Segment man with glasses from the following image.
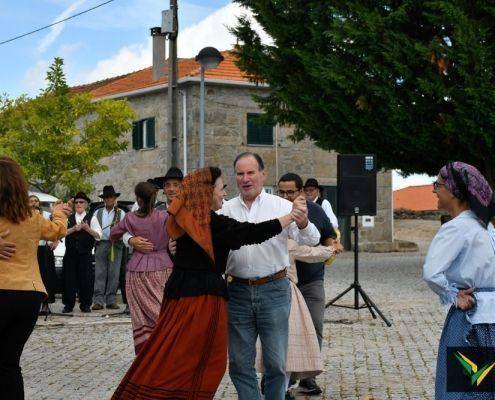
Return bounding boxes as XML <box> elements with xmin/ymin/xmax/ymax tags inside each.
<box><xmin>62</xmin><ymin>192</ymin><xmax>98</xmax><ymax>313</ymax></box>
<box><xmin>278</xmin><ymin>173</ymin><xmax>342</xmax><ymax>395</ymax></box>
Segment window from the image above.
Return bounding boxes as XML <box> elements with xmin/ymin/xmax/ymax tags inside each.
<box><xmin>132</xmin><ymin>117</ymin><xmax>156</xmax><ymax>150</ymax></box>
<box><xmin>247</xmin><ymin>113</ymin><xmax>274</xmax><ymax>146</ymax></box>
<box><xmin>263</xmin><ymin>186</ymin><xmax>275</xmax><ymax>195</ymax></box>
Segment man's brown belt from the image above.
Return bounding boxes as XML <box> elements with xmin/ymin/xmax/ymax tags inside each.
<box><xmin>226</xmin><ymin>269</ymin><xmax>287</xmax><ymax>286</ymax></box>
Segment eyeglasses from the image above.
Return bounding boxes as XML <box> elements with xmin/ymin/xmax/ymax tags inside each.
<box><xmin>433</xmin><ymin>181</ymin><xmax>445</xmax><ymax>191</ymax></box>
<box><xmin>74</xmin><ymin>200</ymin><xmax>87</xmax><ymax>204</ymax></box>
<box><xmin>277</xmin><ymin>190</ymin><xmax>298</xmax><ymax>197</ymax></box>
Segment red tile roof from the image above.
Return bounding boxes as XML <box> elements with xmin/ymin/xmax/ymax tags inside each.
<box><xmin>72</xmin><ymin>51</ymin><xmax>252</xmax><ymax>99</ymax></box>
<box><xmin>393</xmin><ymin>184</ymin><xmax>438</xmax><ymax>211</ymax></box>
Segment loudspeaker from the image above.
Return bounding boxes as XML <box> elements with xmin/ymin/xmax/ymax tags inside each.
<box><xmin>337</xmin><ymin>154</ymin><xmax>377</xmax><ymax>216</ymax></box>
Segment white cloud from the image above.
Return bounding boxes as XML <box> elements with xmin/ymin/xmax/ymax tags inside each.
<box><xmin>79</xmin><ymin>2</ymin><xmax>270</xmax><ymax>84</ymax></box>
<box><xmin>22</xmin><ymin>59</ymin><xmax>51</xmax><ymax>94</ymax></box>
<box><xmin>37</xmin><ymin>0</ymin><xmax>87</xmax><ymax>54</ymax></box>
<box><xmin>83</xmin><ymin>40</ymin><xmax>152</xmax><ymax>83</ymax></box>
<box><xmin>393</xmin><ymin>171</ymin><xmax>433</xmax><ymax>190</ymax></box>
<box><xmin>177</xmin><ymin>2</ymin><xmax>271</xmax><ymax>58</ymax></box>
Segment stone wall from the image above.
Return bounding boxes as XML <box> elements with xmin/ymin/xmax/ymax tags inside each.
<box><xmin>90</xmin><ymin>82</ymin><xmax>392</xmax><ymax>246</ymax></box>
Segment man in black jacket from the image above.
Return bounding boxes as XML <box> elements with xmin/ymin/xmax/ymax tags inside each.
<box><xmin>62</xmin><ymin>192</ymin><xmax>97</xmax><ymax>313</ymax></box>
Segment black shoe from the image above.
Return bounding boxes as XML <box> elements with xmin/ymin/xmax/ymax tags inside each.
<box><xmin>62</xmin><ymin>306</ymin><xmax>73</xmax><ymax>313</ymax></box>
<box><xmin>299</xmin><ymin>377</ymin><xmax>322</xmax><ymax>395</ymax></box>
<box><xmin>80</xmin><ymin>306</ymin><xmax>91</xmax><ymax>313</ymax></box>
<box><xmin>285</xmin><ymin>391</ymin><xmax>295</xmax><ymax>400</ymax></box>
<box><xmin>39</xmin><ymin>304</ymin><xmax>51</xmax><ymax>316</ymax></box>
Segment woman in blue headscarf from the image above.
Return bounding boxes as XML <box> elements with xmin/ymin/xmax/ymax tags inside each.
<box><xmin>424</xmin><ymin>162</ymin><xmax>495</xmax><ymax>399</ymax></box>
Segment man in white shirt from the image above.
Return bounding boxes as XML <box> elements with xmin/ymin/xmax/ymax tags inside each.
<box><xmin>90</xmin><ymin>185</ymin><xmax>125</xmax><ymax>310</ymax></box>
<box><xmin>303</xmin><ymin>178</ymin><xmax>340</xmax><ymax>236</ymax></box>
<box><xmin>220</xmin><ymin>152</ymin><xmax>320</xmax><ymax>400</ymax></box>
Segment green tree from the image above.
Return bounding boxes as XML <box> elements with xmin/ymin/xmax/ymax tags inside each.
<box><xmin>232</xmin><ymin>1</ymin><xmax>495</xmax><ymax>182</ymax></box>
<box><xmin>0</xmin><ymin>57</ymin><xmax>135</xmax><ymax>196</ymax></box>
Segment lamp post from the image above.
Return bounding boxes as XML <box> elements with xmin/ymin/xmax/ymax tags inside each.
<box><xmin>195</xmin><ymin>47</ymin><xmax>224</xmax><ymax>167</ymax></box>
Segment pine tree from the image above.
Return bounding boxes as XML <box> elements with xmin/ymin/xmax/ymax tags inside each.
<box><xmin>232</xmin><ymin>1</ymin><xmax>495</xmax><ymax>182</ymax></box>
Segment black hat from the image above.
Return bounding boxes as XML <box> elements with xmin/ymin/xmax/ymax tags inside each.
<box><xmin>153</xmin><ymin>167</ymin><xmax>184</xmax><ymax>188</ymax></box>
<box><xmin>303</xmin><ymin>178</ymin><xmax>323</xmax><ymax>190</ymax></box>
<box><xmin>73</xmin><ymin>192</ymin><xmax>91</xmax><ymax>203</ymax></box>
<box><xmin>147</xmin><ymin>178</ymin><xmax>161</xmax><ymax>190</ymax></box>
<box><xmin>99</xmin><ymin>185</ymin><xmax>120</xmax><ymax>199</ymax></box>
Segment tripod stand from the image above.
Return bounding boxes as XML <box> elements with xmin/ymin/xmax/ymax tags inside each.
<box><xmin>325</xmin><ymin>213</ymin><xmax>391</xmax><ymax>327</ymax></box>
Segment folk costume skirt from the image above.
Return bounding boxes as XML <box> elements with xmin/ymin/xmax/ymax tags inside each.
<box><xmin>112</xmin><ymin>294</ymin><xmax>227</xmax><ymax>400</ymax></box>
<box><xmin>436</xmin><ymin>306</ymin><xmax>495</xmax><ymax>399</ymax></box>
<box><xmin>255</xmin><ymin>281</ymin><xmax>322</xmax><ymax>379</ymax></box>
<box><xmin>126</xmin><ymin>269</ymin><xmax>172</xmax><ymax>354</ymax></box>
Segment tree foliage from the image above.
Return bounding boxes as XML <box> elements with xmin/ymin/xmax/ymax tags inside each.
<box><xmin>0</xmin><ymin>57</ymin><xmax>135</xmax><ymax>196</ymax></box>
<box><xmin>232</xmin><ymin>1</ymin><xmax>495</xmax><ymax>182</ymax></box>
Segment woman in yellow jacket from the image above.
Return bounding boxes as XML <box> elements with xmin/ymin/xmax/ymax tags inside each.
<box><xmin>0</xmin><ymin>156</ymin><xmax>71</xmax><ymax>400</ymax></box>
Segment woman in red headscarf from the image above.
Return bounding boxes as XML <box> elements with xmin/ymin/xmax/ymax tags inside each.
<box><xmin>113</xmin><ymin>167</ymin><xmax>300</xmax><ymax>399</ymax></box>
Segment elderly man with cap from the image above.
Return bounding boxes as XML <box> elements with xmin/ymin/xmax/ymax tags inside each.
<box><xmin>62</xmin><ymin>192</ymin><xmax>97</xmax><ymax>313</ymax></box>
<box><xmin>90</xmin><ymin>185</ymin><xmax>126</xmax><ymax>310</ymax></box>
<box><xmin>303</xmin><ymin>178</ymin><xmax>339</xmax><ymax>237</ymax></box>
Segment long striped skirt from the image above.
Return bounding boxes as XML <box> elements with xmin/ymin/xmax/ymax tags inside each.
<box><xmin>436</xmin><ymin>306</ymin><xmax>495</xmax><ymax>399</ymax></box>
<box><xmin>126</xmin><ymin>269</ymin><xmax>172</xmax><ymax>354</ymax></box>
<box><xmin>113</xmin><ymin>294</ymin><xmax>228</xmax><ymax>400</ymax></box>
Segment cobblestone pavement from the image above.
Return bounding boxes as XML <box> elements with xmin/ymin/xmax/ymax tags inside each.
<box><xmin>24</xmin><ymin>251</ymin><xmax>444</xmax><ymax>400</ymax></box>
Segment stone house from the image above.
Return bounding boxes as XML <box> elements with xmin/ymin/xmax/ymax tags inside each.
<box><xmin>73</xmin><ymin>51</ymin><xmax>393</xmax><ymax>250</ymax></box>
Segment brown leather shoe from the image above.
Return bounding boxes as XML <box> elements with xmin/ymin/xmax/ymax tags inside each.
<box><xmin>92</xmin><ymin>304</ymin><xmax>104</xmax><ymax>310</ymax></box>
<box><xmin>106</xmin><ymin>303</ymin><xmax>120</xmax><ymax>310</ymax></box>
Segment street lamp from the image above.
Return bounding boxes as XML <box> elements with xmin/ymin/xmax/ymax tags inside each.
<box><xmin>195</xmin><ymin>47</ymin><xmax>224</xmax><ymax>167</ymax></box>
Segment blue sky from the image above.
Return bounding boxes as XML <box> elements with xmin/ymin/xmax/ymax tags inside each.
<box><xmin>0</xmin><ymin>0</ymin><xmax>431</xmax><ymax>189</ymax></box>
<box><xmin>0</xmin><ymin>0</ymin><xmax>234</xmax><ymax>96</ymax></box>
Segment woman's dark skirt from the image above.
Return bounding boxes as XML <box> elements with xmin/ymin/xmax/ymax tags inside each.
<box><xmin>436</xmin><ymin>306</ymin><xmax>495</xmax><ymax>399</ymax></box>
<box><xmin>37</xmin><ymin>245</ymin><xmax>56</xmax><ymax>303</ymax></box>
<box><xmin>112</xmin><ymin>294</ymin><xmax>227</xmax><ymax>400</ymax></box>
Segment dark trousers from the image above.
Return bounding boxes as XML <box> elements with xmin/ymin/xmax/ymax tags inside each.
<box><xmin>119</xmin><ymin>259</ymin><xmax>128</xmax><ymax>305</ymax></box>
<box><xmin>37</xmin><ymin>245</ymin><xmax>56</xmax><ymax>303</ymax></box>
<box><xmin>0</xmin><ymin>290</ymin><xmax>43</xmax><ymax>400</ymax></box>
<box><xmin>62</xmin><ymin>252</ymin><xmax>93</xmax><ymax>310</ymax></box>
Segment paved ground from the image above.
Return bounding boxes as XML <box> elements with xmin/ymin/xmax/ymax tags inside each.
<box><xmin>23</xmin><ymin>251</ymin><xmax>444</xmax><ymax>400</ymax></box>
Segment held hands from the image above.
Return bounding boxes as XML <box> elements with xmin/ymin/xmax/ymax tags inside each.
<box><xmin>49</xmin><ymin>240</ymin><xmax>59</xmax><ymax>251</ymax></box>
<box><xmin>169</xmin><ymin>239</ymin><xmax>177</xmax><ymax>256</ymax></box>
<box><xmin>332</xmin><ymin>240</ymin><xmax>344</xmax><ymax>254</ymax></box>
<box><xmin>129</xmin><ymin>236</ymin><xmax>154</xmax><ymax>253</ymax></box>
<box><xmin>456</xmin><ymin>288</ymin><xmax>475</xmax><ymax>310</ymax></box>
<box><xmin>0</xmin><ymin>230</ymin><xmax>16</xmax><ymax>260</ymax></box>
<box><xmin>291</xmin><ymin>195</ymin><xmax>308</xmax><ymax>228</ymax></box>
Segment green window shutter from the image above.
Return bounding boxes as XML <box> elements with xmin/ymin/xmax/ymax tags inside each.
<box><xmin>247</xmin><ymin>113</ymin><xmax>273</xmax><ymax>145</ymax></box>
<box><xmin>132</xmin><ymin>122</ymin><xmax>141</xmax><ymax>149</ymax></box>
<box><xmin>146</xmin><ymin>118</ymin><xmax>155</xmax><ymax>148</ymax></box>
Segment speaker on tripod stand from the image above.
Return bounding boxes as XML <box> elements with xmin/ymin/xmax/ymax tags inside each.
<box><xmin>325</xmin><ymin>154</ymin><xmax>391</xmax><ymax>327</ymax></box>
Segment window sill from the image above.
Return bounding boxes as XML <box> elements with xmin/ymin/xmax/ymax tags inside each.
<box><xmin>134</xmin><ymin>146</ymin><xmax>157</xmax><ymax>152</ymax></box>
<box><xmin>246</xmin><ymin>143</ymin><xmax>274</xmax><ymax>147</ymax></box>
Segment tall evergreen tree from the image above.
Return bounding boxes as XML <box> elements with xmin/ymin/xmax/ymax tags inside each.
<box><xmin>232</xmin><ymin>1</ymin><xmax>495</xmax><ymax>182</ymax></box>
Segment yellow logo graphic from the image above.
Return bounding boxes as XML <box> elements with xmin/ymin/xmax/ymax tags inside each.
<box><xmin>454</xmin><ymin>351</ymin><xmax>495</xmax><ymax>387</ymax></box>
